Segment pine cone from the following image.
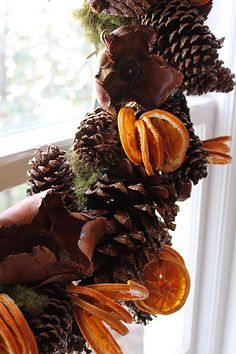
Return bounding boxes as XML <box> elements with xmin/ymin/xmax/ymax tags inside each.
<box><xmin>73</xmin><ymin>107</ymin><xmax>123</xmax><ymax>170</ymax></box>
<box><xmin>82</xmin><ymin>159</ymin><xmax>177</xmax><ymax>284</ymax></box>
<box><xmin>160</xmin><ymin>90</ymin><xmax>208</xmax><ymax>185</ymax></box>
<box><xmin>87</xmin><ymin>0</ymin><xmax>150</xmax><ymax>17</ymax></box>
<box><xmin>125</xmin><ymin>301</ymin><xmax>153</xmax><ymax>325</ymax></box>
<box><xmin>27</xmin><ymin>145</ymin><xmax>78</xmax><ymax>211</ymax></box>
<box><xmin>26</xmin><ymin>284</ymin><xmax>91</xmax><ymax>354</ymax></box>
<box><xmin>211</xmin><ymin>60</ymin><xmax>236</xmax><ymax>93</ymax></box>
<box><xmin>141</xmin><ymin>0</ymin><xmax>221</xmax><ymax>94</ymax></box>
<box><xmin>193</xmin><ymin>0</ymin><xmax>213</xmax><ymax>19</ymax></box>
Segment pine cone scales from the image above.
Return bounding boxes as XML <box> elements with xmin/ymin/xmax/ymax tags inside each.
<box><xmin>160</xmin><ymin>90</ymin><xmax>208</xmax><ymax>185</ymax></box>
<box><xmin>211</xmin><ymin>60</ymin><xmax>235</xmax><ymax>93</ymax></box>
<box><xmin>26</xmin><ymin>285</ymin><xmax>90</xmax><ymax>354</ymax></box>
<box><xmin>27</xmin><ymin>145</ymin><xmax>77</xmax><ymax>211</ymax></box>
<box><xmin>84</xmin><ymin>159</ymin><xmax>176</xmax><ymax>284</ymax></box>
<box><xmin>141</xmin><ymin>0</ymin><xmax>221</xmax><ymax>94</ymax></box>
<box><xmin>87</xmin><ymin>0</ymin><xmax>150</xmax><ymax>17</ymax></box>
<box><xmin>73</xmin><ymin>108</ymin><xmax>123</xmax><ymax>169</ymax></box>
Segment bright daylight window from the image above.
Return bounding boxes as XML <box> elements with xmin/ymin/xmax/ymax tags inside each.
<box><xmin>0</xmin><ymin>0</ymin><xmax>95</xmax><ymax>137</ymax></box>
<box><xmin>0</xmin><ymin>0</ymin><xmax>95</xmax><ymax>209</ymax></box>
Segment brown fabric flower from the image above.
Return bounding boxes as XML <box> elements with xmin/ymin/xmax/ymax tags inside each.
<box><xmin>0</xmin><ymin>191</ymin><xmax>106</xmax><ymax>286</ymax></box>
<box><xmin>95</xmin><ymin>25</ymin><xmax>183</xmax><ymax>114</ymax></box>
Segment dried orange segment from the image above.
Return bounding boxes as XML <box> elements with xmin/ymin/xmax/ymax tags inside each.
<box><xmin>118</xmin><ymin>107</ymin><xmax>142</xmax><ymax>164</ymax></box>
<box><xmin>134</xmin><ymin>299</ymin><xmax>159</xmax><ymax>314</ymax></box>
<box><xmin>87</xmin><ymin>280</ymin><xmax>149</xmax><ymax>301</ymax></box>
<box><xmin>141</xmin><ymin>109</ymin><xmax>189</xmax><ymax>173</ymax></box>
<box><xmin>203</xmin><ymin>136</ymin><xmax>232</xmax><ymax>165</ymax></box>
<box><xmin>142</xmin><ymin>258</ymin><xmax>190</xmax><ymax>315</ymax></box>
<box><xmin>0</xmin><ymin>302</ymin><xmax>25</xmax><ymax>354</ymax></box>
<box><xmin>0</xmin><ymin>294</ymin><xmax>38</xmax><ymax>354</ymax></box>
<box><xmin>70</xmin><ymin>295</ymin><xmax>129</xmax><ymax>336</ymax></box>
<box><xmin>159</xmin><ymin>245</ymin><xmax>185</xmax><ymax>267</ymax></box>
<box><xmin>67</xmin><ymin>284</ymin><xmax>132</xmax><ymax>324</ymax></box>
<box><xmin>0</xmin><ymin>316</ymin><xmax>20</xmax><ymax>354</ymax></box>
<box><xmin>75</xmin><ymin>308</ymin><xmax>123</xmax><ymax>354</ymax></box>
<box><xmin>141</xmin><ymin>116</ymin><xmax>164</xmax><ymax>171</ymax></box>
<box><xmin>135</xmin><ymin>119</ymin><xmax>154</xmax><ymax>176</ymax></box>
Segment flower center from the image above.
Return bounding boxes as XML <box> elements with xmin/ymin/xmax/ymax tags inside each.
<box><xmin>118</xmin><ymin>60</ymin><xmax>142</xmax><ymax>83</ymax></box>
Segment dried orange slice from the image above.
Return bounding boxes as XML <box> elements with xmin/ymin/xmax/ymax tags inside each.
<box><xmin>86</xmin><ymin>280</ymin><xmax>149</xmax><ymax>301</ymax></box>
<box><xmin>141</xmin><ymin>116</ymin><xmax>164</xmax><ymax>171</ymax></box>
<box><xmin>75</xmin><ymin>308</ymin><xmax>123</xmax><ymax>354</ymax></box>
<box><xmin>135</xmin><ymin>119</ymin><xmax>154</xmax><ymax>176</ymax></box>
<box><xmin>203</xmin><ymin>136</ymin><xmax>232</xmax><ymax>164</ymax></box>
<box><xmin>118</xmin><ymin>107</ymin><xmax>142</xmax><ymax>164</ymax></box>
<box><xmin>140</xmin><ymin>258</ymin><xmax>190</xmax><ymax>315</ymax></box>
<box><xmin>159</xmin><ymin>245</ymin><xmax>185</xmax><ymax>267</ymax></box>
<box><xmin>0</xmin><ymin>315</ymin><xmax>20</xmax><ymax>354</ymax></box>
<box><xmin>140</xmin><ymin>109</ymin><xmax>189</xmax><ymax>173</ymax></box>
<box><xmin>0</xmin><ymin>294</ymin><xmax>38</xmax><ymax>354</ymax></box>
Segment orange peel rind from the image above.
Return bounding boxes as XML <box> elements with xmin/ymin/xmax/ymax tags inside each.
<box><xmin>203</xmin><ymin>136</ymin><xmax>232</xmax><ymax>164</ymax></box>
<box><xmin>66</xmin><ymin>281</ymin><xmax>149</xmax><ymax>354</ymax></box>
<box><xmin>118</xmin><ymin>107</ymin><xmax>190</xmax><ymax>176</ymax></box>
<box><xmin>0</xmin><ymin>294</ymin><xmax>38</xmax><ymax>354</ymax></box>
<box><xmin>134</xmin><ymin>247</ymin><xmax>190</xmax><ymax>315</ymax></box>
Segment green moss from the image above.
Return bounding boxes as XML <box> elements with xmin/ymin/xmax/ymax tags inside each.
<box><xmin>73</xmin><ymin>1</ymin><xmax>136</xmax><ymax>48</ymax></box>
<box><xmin>68</xmin><ymin>151</ymin><xmax>100</xmax><ymax>207</ymax></box>
<box><xmin>2</xmin><ymin>285</ymin><xmax>49</xmax><ymax>316</ymax></box>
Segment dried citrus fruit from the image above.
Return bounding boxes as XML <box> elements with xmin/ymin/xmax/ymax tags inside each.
<box><xmin>135</xmin><ymin>119</ymin><xmax>154</xmax><ymax>176</ymax></box>
<box><xmin>141</xmin><ymin>257</ymin><xmax>190</xmax><ymax>315</ymax></box>
<box><xmin>203</xmin><ymin>136</ymin><xmax>232</xmax><ymax>164</ymax></box>
<box><xmin>118</xmin><ymin>107</ymin><xmax>142</xmax><ymax>165</ymax></box>
<box><xmin>140</xmin><ymin>109</ymin><xmax>189</xmax><ymax>173</ymax></box>
<box><xmin>75</xmin><ymin>308</ymin><xmax>123</xmax><ymax>354</ymax></box>
<box><xmin>159</xmin><ymin>245</ymin><xmax>185</xmax><ymax>266</ymax></box>
<box><xmin>141</xmin><ymin>116</ymin><xmax>164</xmax><ymax>172</ymax></box>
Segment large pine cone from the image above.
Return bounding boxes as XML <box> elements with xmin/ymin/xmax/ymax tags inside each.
<box><xmin>87</xmin><ymin>0</ymin><xmax>150</xmax><ymax>17</ymax></box>
<box><xmin>83</xmin><ymin>159</ymin><xmax>177</xmax><ymax>284</ymax></box>
<box><xmin>27</xmin><ymin>145</ymin><xmax>78</xmax><ymax>211</ymax></box>
<box><xmin>160</xmin><ymin>90</ymin><xmax>208</xmax><ymax>185</ymax></box>
<box><xmin>141</xmin><ymin>0</ymin><xmax>222</xmax><ymax>94</ymax></box>
<box><xmin>26</xmin><ymin>284</ymin><xmax>91</xmax><ymax>354</ymax></box>
<box><xmin>73</xmin><ymin>108</ymin><xmax>123</xmax><ymax>170</ymax></box>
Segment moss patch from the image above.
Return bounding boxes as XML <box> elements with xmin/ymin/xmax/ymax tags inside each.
<box><xmin>73</xmin><ymin>1</ymin><xmax>136</xmax><ymax>48</ymax></box>
<box><xmin>69</xmin><ymin>151</ymin><xmax>100</xmax><ymax>207</ymax></box>
<box><xmin>1</xmin><ymin>284</ymin><xmax>49</xmax><ymax>316</ymax></box>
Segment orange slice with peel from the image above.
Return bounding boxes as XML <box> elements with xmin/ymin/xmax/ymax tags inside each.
<box><xmin>86</xmin><ymin>280</ymin><xmax>149</xmax><ymax>301</ymax></box>
<box><xmin>135</xmin><ymin>119</ymin><xmax>154</xmax><ymax>176</ymax></box>
<box><xmin>140</xmin><ymin>109</ymin><xmax>189</xmax><ymax>173</ymax></box>
<box><xmin>70</xmin><ymin>295</ymin><xmax>129</xmax><ymax>335</ymax></box>
<box><xmin>0</xmin><ymin>302</ymin><xmax>24</xmax><ymax>354</ymax></box>
<box><xmin>159</xmin><ymin>245</ymin><xmax>185</xmax><ymax>267</ymax></box>
<box><xmin>203</xmin><ymin>136</ymin><xmax>232</xmax><ymax>164</ymax></box>
<box><xmin>75</xmin><ymin>308</ymin><xmax>123</xmax><ymax>354</ymax></box>
<box><xmin>67</xmin><ymin>284</ymin><xmax>133</xmax><ymax>323</ymax></box>
<box><xmin>118</xmin><ymin>107</ymin><xmax>142</xmax><ymax>164</ymax></box>
<box><xmin>140</xmin><ymin>258</ymin><xmax>190</xmax><ymax>315</ymax></box>
<box><xmin>0</xmin><ymin>294</ymin><xmax>38</xmax><ymax>354</ymax></box>
<box><xmin>0</xmin><ymin>315</ymin><xmax>20</xmax><ymax>354</ymax></box>
<box><xmin>141</xmin><ymin>116</ymin><xmax>164</xmax><ymax>171</ymax></box>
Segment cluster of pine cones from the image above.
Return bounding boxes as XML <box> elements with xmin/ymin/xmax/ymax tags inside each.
<box><xmin>24</xmin><ymin>1</ymin><xmax>235</xmax><ymax>353</ymax></box>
